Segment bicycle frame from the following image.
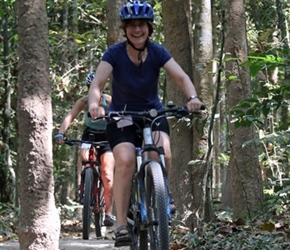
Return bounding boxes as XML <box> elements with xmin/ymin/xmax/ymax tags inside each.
<box><xmin>101</xmin><ymin>103</ymin><xmax>204</xmax><ymax>249</ymax></box>
<box><xmin>102</xmin><ymin>104</ymin><xmax>203</xmax><ymax>249</ymax></box>
<box><xmin>130</xmin><ymin>119</ymin><xmax>172</xmax><ymax>250</ymax></box>
<box><xmin>134</xmin><ymin>126</ymin><xmax>171</xmax><ymax>219</ymax></box>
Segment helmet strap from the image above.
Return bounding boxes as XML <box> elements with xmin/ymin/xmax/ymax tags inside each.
<box><xmin>127</xmin><ymin>38</ymin><xmax>148</xmax><ymax>66</ymax></box>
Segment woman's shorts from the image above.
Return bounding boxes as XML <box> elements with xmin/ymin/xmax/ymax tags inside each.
<box><xmin>81</xmin><ymin>127</ymin><xmax>111</xmax><ymax>156</ymax></box>
<box><xmin>106</xmin><ymin>116</ymin><xmax>170</xmax><ymax>150</ymax></box>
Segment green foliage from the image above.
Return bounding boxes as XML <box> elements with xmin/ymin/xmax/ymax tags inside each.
<box><xmin>171</xmin><ymin>218</ymin><xmax>290</xmax><ymax>249</ymax></box>
<box><xmin>228</xmin><ymin>47</ymin><xmax>290</xmax><ymax>192</ymax></box>
<box><xmin>262</xmin><ymin>178</ymin><xmax>290</xmax><ymax>218</ymax></box>
<box><xmin>57</xmin><ymin>198</ymin><xmax>82</xmax><ymax>221</ymax></box>
<box><xmin>171</xmin><ymin>195</ymin><xmax>290</xmax><ymax>250</ymax></box>
<box><xmin>0</xmin><ymin>202</ymin><xmax>19</xmax><ymax>236</ymax></box>
<box><xmin>229</xmin><ymin>52</ymin><xmax>288</xmax><ymax>129</ymax></box>
<box><xmin>243</xmin><ymin>55</ymin><xmax>285</xmax><ymax>78</ymax></box>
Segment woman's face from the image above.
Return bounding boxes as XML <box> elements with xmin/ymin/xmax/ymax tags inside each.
<box><xmin>125</xmin><ymin>19</ymin><xmax>149</xmax><ymax>48</ymax></box>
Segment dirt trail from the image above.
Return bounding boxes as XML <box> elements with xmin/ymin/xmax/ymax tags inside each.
<box><xmin>0</xmin><ymin>228</ymin><xmax>130</xmax><ymax>250</ymax></box>
<box><xmin>0</xmin><ymin>238</ymin><xmax>130</xmax><ymax>250</ymax></box>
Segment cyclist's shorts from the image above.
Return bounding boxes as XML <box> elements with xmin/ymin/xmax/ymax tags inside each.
<box><xmin>81</xmin><ymin>127</ymin><xmax>111</xmax><ymax>156</ymax></box>
<box><xmin>106</xmin><ymin>116</ymin><xmax>170</xmax><ymax>150</ymax></box>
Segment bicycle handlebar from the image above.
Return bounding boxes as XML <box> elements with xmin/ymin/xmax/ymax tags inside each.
<box><xmin>94</xmin><ymin>103</ymin><xmax>206</xmax><ymax>121</ymax></box>
<box><xmin>64</xmin><ymin>139</ymin><xmax>109</xmax><ymax>147</ymax></box>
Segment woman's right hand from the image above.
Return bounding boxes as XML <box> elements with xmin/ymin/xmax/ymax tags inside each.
<box><xmin>89</xmin><ymin>103</ymin><xmax>105</xmax><ymax>119</ymax></box>
<box><xmin>54</xmin><ymin>133</ymin><xmax>65</xmax><ymax>144</ymax></box>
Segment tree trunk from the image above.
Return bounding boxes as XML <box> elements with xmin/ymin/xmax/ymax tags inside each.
<box><xmin>276</xmin><ymin>0</ymin><xmax>290</xmax><ymax>130</ymax></box>
<box><xmin>17</xmin><ymin>0</ymin><xmax>60</xmax><ymax>249</ymax></box>
<box><xmin>224</xmin><ymin>0</ymin><xmax>263</xmax><ymax>219</ymax></box>
<box><xmin>107</xmin><ymin>0</ymin><xmax>124</xmax><ymax>46</ymax></box>
<box><xmin>219</xmin><ymin>156</ymin><xmax>233</xmax><ymax>209</ymax></box>
<box><xmin>192</xmin><ymin>0</ymin><xmax>214</xmax><ymax>223</ymax></box>
<box><xmin>162</xmin><ymin>0</ymin><xmax>196</xmax><ymax>227</ymax></box>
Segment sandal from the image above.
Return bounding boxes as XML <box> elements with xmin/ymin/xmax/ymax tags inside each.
<box><xmin>114</xmin><ymin>225</ymin><xmax>132</xmax><ymax>247</ymax></box>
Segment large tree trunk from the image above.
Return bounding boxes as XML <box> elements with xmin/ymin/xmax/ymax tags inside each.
<box><xmin>17</xmin><ymin>0</ymin><xmax>60</xmax><ymax>249</ymax></box>
<box><xmin>162</xmin><ymin>0</ymin><xmax>195</xmax><ymax>227</ymax></box>
<box><xmin>224</xmin><ymin>0</ymin><xmax>263</xmax><ymax>219</ymax></box>
<box><xmin>192</xmin><ymin>0</ymin><xmax>214</xmax><ymax>223</ymax></box>
<box><xmin>107</xmin><ymin>0</ymin><xmax>124</xmax><ymax>46</ymax></box>
<box><xmin>276</xmin><ymin>0</ymin><xmax>290</xmax><ymax>130</ymax></box>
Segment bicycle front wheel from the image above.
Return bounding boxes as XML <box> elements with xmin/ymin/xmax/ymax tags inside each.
<box><xmin>146</xmin><ymin>161</ymin><xmax>169</xmax><ymax>250</ymax></box>
<box><xmin>83</xmin><ymin>167</ymin><xmax>93</xmax><ymax>240</ymax></box>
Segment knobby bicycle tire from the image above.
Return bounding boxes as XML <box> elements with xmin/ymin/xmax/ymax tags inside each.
<box><xmin>139</xmin><ymin>227</ymin><xmax>148</xmax><ymax>250</ymax></box>
<box><xmin>83</xmin><ymin>167</ymin><xmax>94</xmax><ymax>240</ymax></box>
<box><xmin>130</xmin><ymin>224</ymin><xmax>148</xmax><ymax>250</ymax></box>
<box><xmin>146</xmin><ymin>161</ymin><xmax>169</xmax><ymax>250</ymax></box>
<box><xmin>94</xmin><ymin>178</ymin><xmax>105</xmax><ymax>238</ymax></box>
<box><xmin>129</xmin><ymin>180</ymin><xmax>148</xmax><ymax>250</ymax></box>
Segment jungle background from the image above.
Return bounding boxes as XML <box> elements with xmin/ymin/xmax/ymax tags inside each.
<box><xmin>1</xmin><ymin>0</ymin><xmax>290</xmax><ymax>249</ymax></box>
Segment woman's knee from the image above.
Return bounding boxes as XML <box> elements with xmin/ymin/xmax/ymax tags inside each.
<box><xmin>113</xmin><ymin>143</ymin><xmax>135</xmax><ymax>167</ymax></box>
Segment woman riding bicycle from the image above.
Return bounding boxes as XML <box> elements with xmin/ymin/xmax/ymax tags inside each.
<box><xmin>54</xmin><ymin>72</ymin><xmax>115</xmax><ymax>227</ymax></box>
<box><xmin>88</xmin><ymin>1</ymin><xmax>203</xmax><ymax>247</ymax></box>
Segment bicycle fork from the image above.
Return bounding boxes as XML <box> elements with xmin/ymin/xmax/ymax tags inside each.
<box><xmin>157</xmin><ymin>146</ymin><xmax>173</xmax><ymax>221</ymax></box>
<box><xmin>140</xmin><ymin>146</ymin><xmax>173</xmax><ymax>222</ymax></box>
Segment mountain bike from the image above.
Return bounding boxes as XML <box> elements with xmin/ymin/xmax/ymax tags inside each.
<box><xmin>64</xmin><ymin>135</ymin><xmax>108</xmax><ymax>239</ymax></box>
<box><xmin>100</xmin><ymin>102</ymin><xmax>204</xmax><ymax>249</ymax></box>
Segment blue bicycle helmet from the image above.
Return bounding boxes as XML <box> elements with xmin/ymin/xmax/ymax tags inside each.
<box><xmin>85</xmin><ymin>72</ymin><xmax>95</xmax><ymax>86</ymax></box>
<box><xmin>120</xmin><ymin>1</ymin><xmax>154</xmax><ymax>22</ymax></box>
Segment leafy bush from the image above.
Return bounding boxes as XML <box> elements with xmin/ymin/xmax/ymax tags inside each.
<box><xmin>0</xmin><ymin>202</ymin><xmax>19</xmax><ymax>240</ymax></box>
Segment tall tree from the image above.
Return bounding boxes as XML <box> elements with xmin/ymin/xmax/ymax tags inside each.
<box><xmin>17</xmin><ymin>0</ymin><xmax>60</xmax><ymax>249</ymax></box>
<box><xmin>162</xmin><ymin>0</ymin><xmax>197</xmax><ymax>227</ymax></box>
<box><xmin>192</xmin><ymin>0</ymin><xmax>214</xmax><ymax>222</ymax></box>
<box><xmin>276</xmin><ymin>0</ymin><xmax>290</xmax><ymax>130</ymax></box>
<box><xmin>224</xmin><ymin>0</ymin><xmax>263</xmax><ymax>219</ymax></box>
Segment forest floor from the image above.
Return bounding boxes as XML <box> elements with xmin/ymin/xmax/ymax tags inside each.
<box><xmin>0</xmin><ymin>220</ymin><xmax>127</xmax><ymax>250</ymax></box>
<box><xmin>2</xmin><ymin>203</ymin><xmax>290</xmax><ymax>249</ymax></box>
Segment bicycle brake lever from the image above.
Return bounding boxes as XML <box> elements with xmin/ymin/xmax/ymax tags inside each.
<box><xmin>175</xmin><ymin>106</ymin><xmax>189</xmax><ymax>118</ymax></box>
<box><xmin>107</xmin><ymin>112</ymin><xmax>122</xmax><ymax>122</ymax></box>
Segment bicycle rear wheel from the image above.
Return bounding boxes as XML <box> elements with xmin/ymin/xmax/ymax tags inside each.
<box><xmin>82</xmin><ymin>167</ymin><xmax>94</xmax><ymax>240</ymax></box>
<box><xmin>146</xmin><ymin>161</ymin><xmax>169</xmax><ymax>250</ymax></box>
<box><xmin>94</xmin><ymin>179</ymin><xmax>105</xmax><ymax>238</ymax></box>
